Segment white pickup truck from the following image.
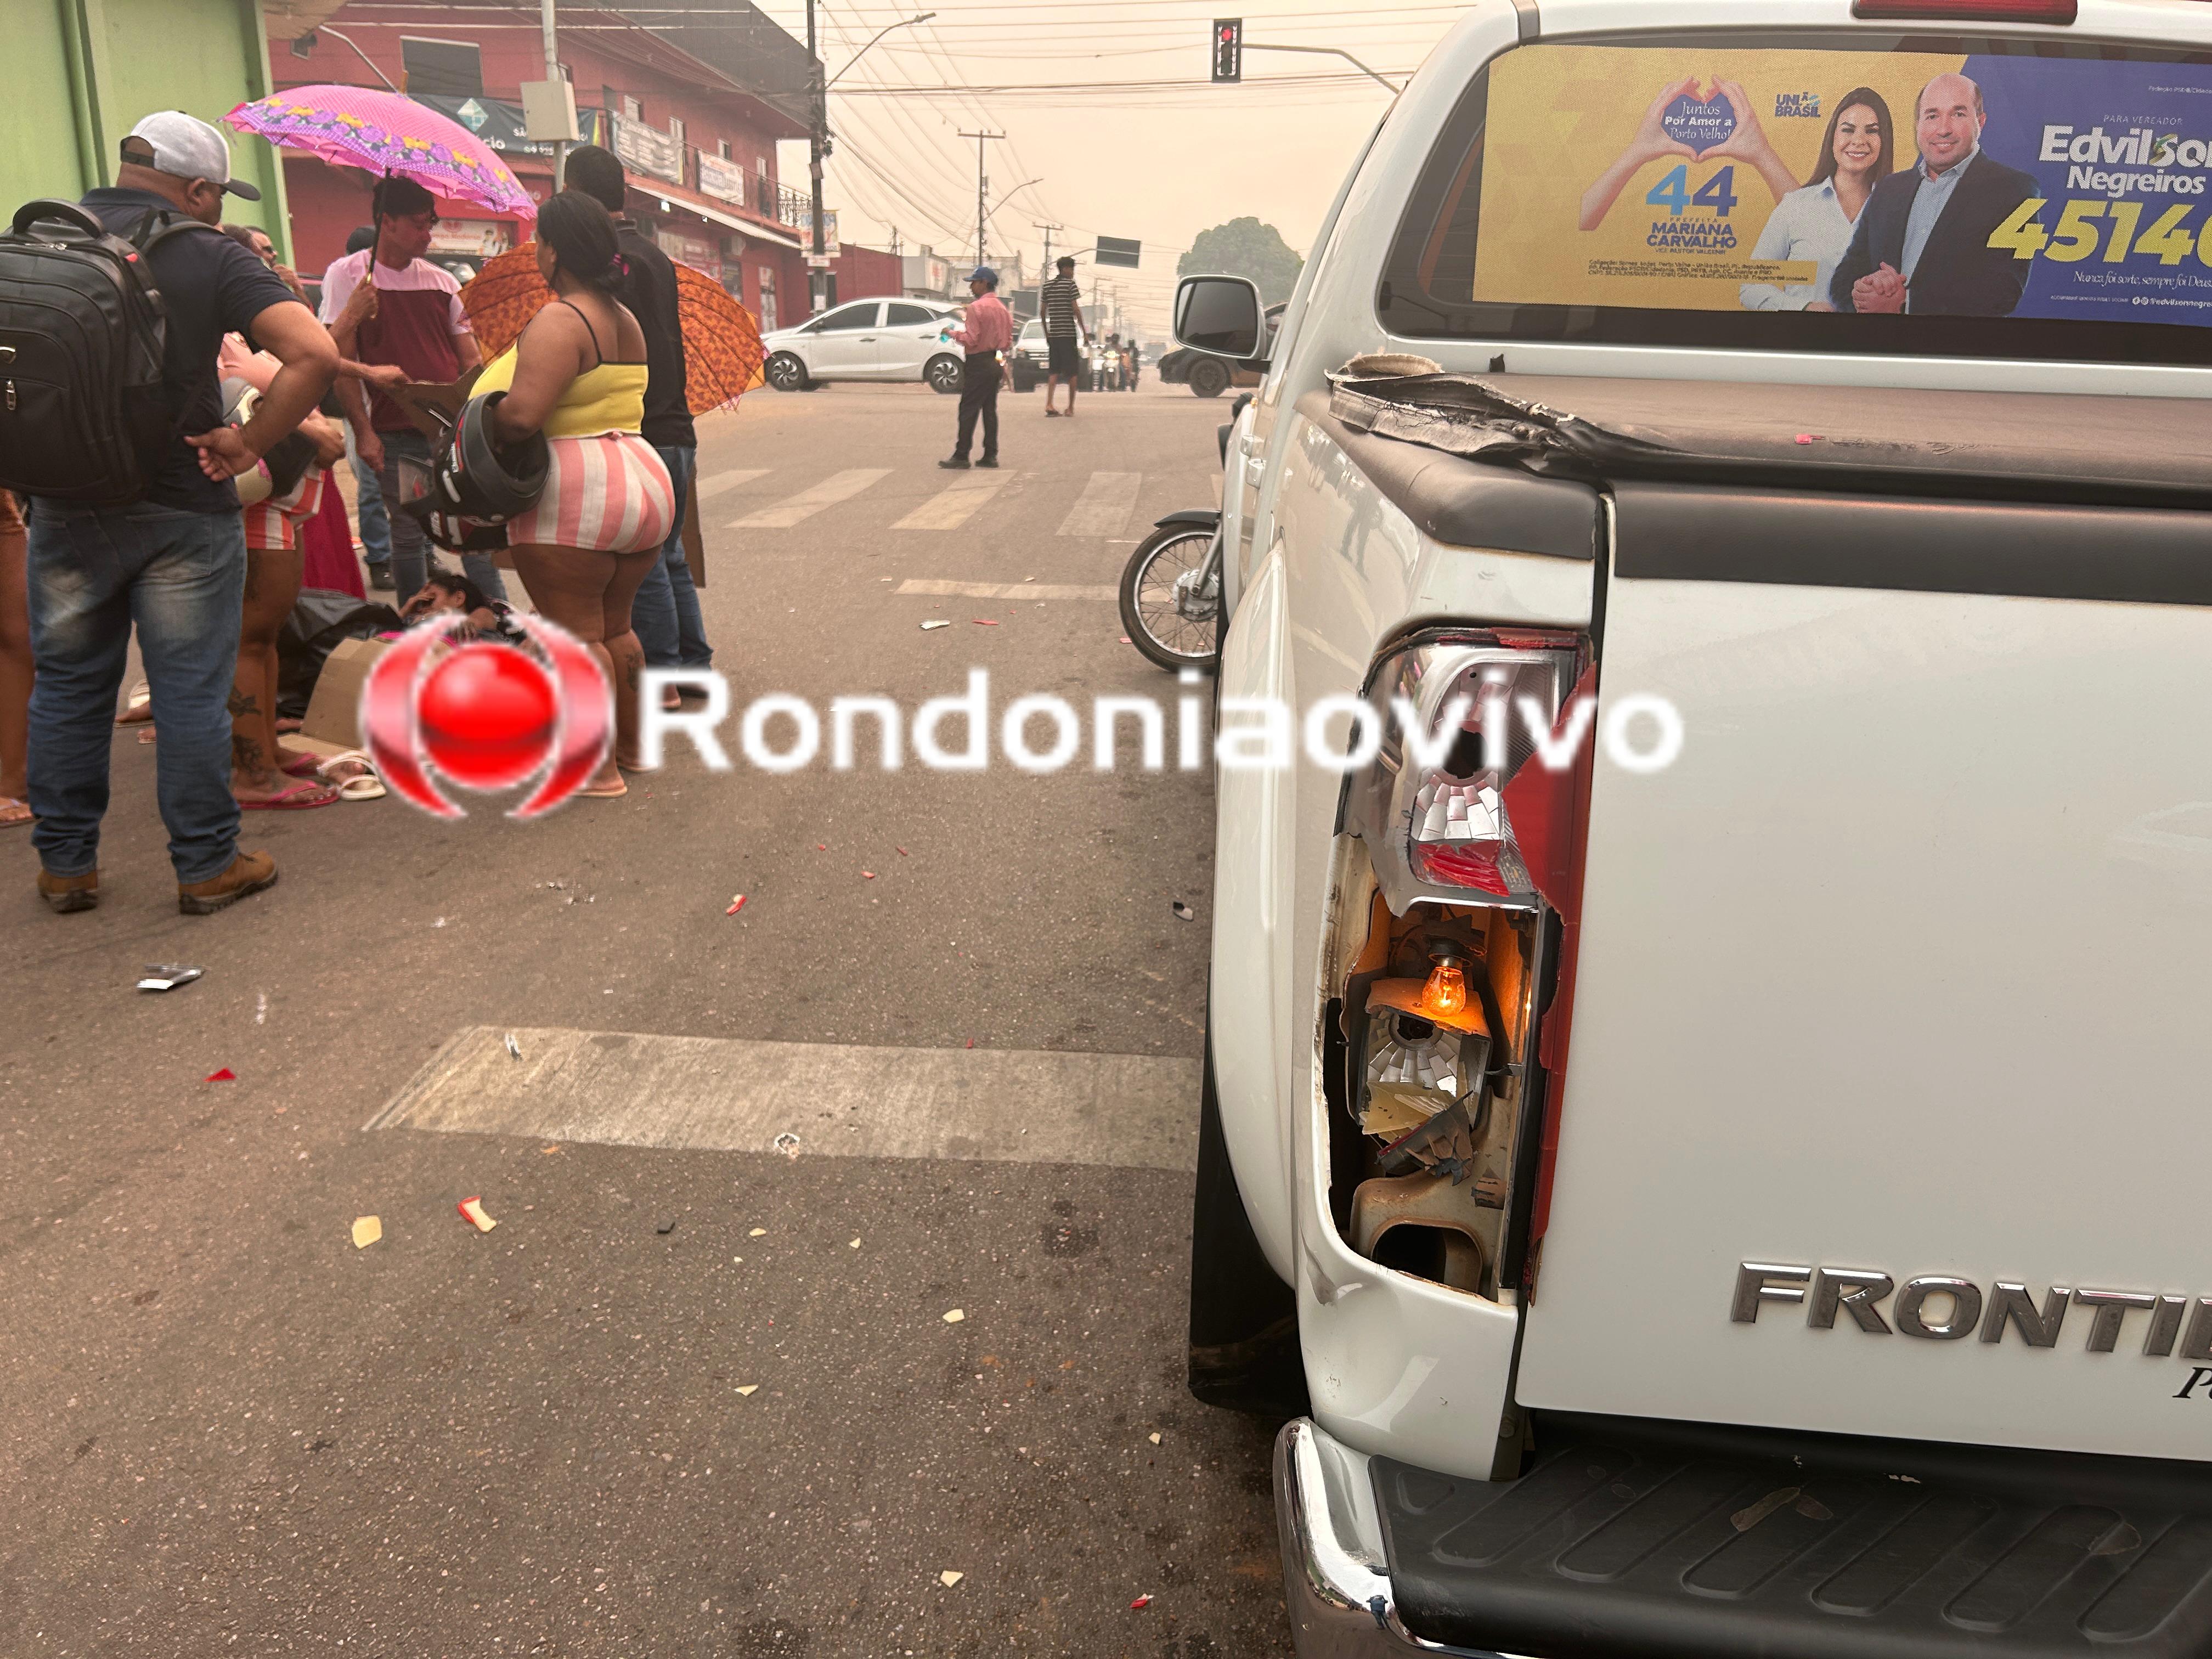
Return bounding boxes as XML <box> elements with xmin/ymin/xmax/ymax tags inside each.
<box><xmin>1172</xmin><ymin>2</ymin><xmax>2212</xmax><ymax>1655</ymax></box>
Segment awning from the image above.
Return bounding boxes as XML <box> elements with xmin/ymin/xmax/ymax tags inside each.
<box><xmin>644</xmin><ymin>187</ymin><xmax>804</xmax><ymax>250</ymax></box>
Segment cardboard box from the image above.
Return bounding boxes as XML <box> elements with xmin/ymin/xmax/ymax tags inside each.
<box><xmin>297</xmin><ymin>635</ymin><xmax>391</xmax><ymax>757</ymax></box>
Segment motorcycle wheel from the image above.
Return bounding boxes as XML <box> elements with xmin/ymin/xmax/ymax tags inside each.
<box><xmin>1119</xmin><ymin>527</ymin><xmax>1221</xmax><ymax>674</ymax></box>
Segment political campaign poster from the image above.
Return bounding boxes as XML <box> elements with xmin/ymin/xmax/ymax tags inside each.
<box><xmin>1474</xmin><ymin>43</ymin><xmax>2212</xmax><ymax>323</ymax></box>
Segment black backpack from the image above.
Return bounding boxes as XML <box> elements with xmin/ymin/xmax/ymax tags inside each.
<box><xmin>0</xmin><ymin>199</ymin><xmax>224</xmax><ymax>504</ymax></box>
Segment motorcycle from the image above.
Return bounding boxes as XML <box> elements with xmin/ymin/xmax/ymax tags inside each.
<box><xmin>1116</xmin><ymin>394</ymin><xmax>1247</xmax><ymax>673</ymax></box>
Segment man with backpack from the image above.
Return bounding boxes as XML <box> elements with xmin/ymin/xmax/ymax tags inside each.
<box><xmin>4</xmin><ymin>111</ymin><xmax>337</xmax><ymax>915</ymax></box>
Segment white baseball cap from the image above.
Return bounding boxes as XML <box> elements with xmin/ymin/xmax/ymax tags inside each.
<box><xmin>123</xmin><ymin>111</ymin><xmax>261</xmax><ymax>201</ymax></box>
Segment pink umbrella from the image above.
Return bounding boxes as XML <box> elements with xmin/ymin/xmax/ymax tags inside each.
<box><xmin>223</xmin><ymin>86</ymin><xmax>535</xmax><ymax>222</ymax></box>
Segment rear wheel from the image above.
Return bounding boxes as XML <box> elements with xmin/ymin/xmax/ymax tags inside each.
<box><xmin>1119</xmin><ymin>526</ymin><xmax>1220</xmax><ymax>673</ymax></box>
<box><xmin>1188</xmin><ymin>357</ymin><xmax>1231</xmax><ymax>399</ymax></box>
<box><xmin>1189</xmin><ymin>1028</ymin><xmax>1311</xmax><ymax>1418</ymax></box>
<box><xmin>926</xmin><ymin>354</ymin><xmax>964</xmax><ymax>394</ymax></box>
<box><xmin>765</xmin><ymin>352</ymin><xmax>809</xmax><ymax>392</ymax></box>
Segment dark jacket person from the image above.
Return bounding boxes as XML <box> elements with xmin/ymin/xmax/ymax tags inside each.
<box><xmin>1829</xmin><ymin>72</ymin><xmax>2037</xmax><ymax>317</ymax></box>
<box><xmin>561</xmin><ymin>144</ymin><xmax>713</xmax><ymax>679</ymax></box>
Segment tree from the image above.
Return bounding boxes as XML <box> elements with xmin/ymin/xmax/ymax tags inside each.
<box><xmin>1178</xmin><ymin>218</ymin><xmax>1304</xmax><ymax>305</ymax></box>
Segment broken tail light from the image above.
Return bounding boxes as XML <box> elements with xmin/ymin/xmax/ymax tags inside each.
<box><xmin>1341</xmin><ymin>630</ymin><xmax>1588</xmax><ymax>916</ymax></box>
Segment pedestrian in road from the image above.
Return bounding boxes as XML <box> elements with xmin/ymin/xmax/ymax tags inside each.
<box><xmin>326</xmin><ymin>227</ymin><xmax>396</xmax><ymax>589</ymax></box>
<box><xmin>477</xmin><ymin>189</ymin><xmax>676</xmax><ymax>801</ymax></box>
<box><xmin>320</xmin><ymin>179</ymin><xmax>506</xmax><ymax>605</ymax></box>
<box><xmin>940</xmin><ymin>266</ymin><xmax>1011</xmax><ymax>470</ymax></box>
<box><xmin>0</xmin><ymin>489</ymin><xmax>29</xmax><ymax>830</ymax></box>
<box><xmin>1040</xmin><ymin>255</ymin><xmax>1090</xmax><ymax>419</ymax></box>
<box><xmin>23</xmin><ymin>111</ymin><xmax>337</xmax><ymax>915</ymax></box>
<box><xmin>563</xmin><ymin>145</ymin><xmax>713</xmax><ymax>706</ymax></box>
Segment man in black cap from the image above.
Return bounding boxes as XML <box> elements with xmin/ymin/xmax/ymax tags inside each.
<box><xmin>562</xmin><ymin>144</ymin><xmax>713</xmax><ymax>687</ymax></box>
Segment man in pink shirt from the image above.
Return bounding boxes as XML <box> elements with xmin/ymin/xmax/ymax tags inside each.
<box><xmin>940</xmin><ymin>267</ymin><xmax>1011</xmax><ymax>470</ymax></box>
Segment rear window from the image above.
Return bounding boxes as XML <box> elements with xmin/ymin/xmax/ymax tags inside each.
<box><xmin>1378</xmin><ymin>31</ymin><xmax>2212</xmax><ymax>366</ymax></box>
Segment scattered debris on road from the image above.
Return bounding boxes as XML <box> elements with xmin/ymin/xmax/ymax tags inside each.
<box><xmin>352</xmin><ymin>1216</ymin><xmax>382</xmax><ymax>1249</ymax></box>
<box><xmin>504</xmin><ymin>1032</ymin><xmax>522</xmax><ymax>1060</ymax></box>
<box><xmin>972</xmin><ymin>619</ymin><xmax>999</xmax><ymax>627</ymax></box>
<box><xmin>939</xmin><ymin>1571</ymin><xmax>964</xmax><ymax>1588</ymax></box>
<box><xmin>861</xmin><ymin>870</ymin><xmax>876</xmax><ymax>880</ymax></box>
<box><xmin>1172</xmin><ymin>902</ymin><xmax>1195</xmax><ymax>921</ymax></box>
<box><xmin>204</xmin><ymin>1067</ymin><xmax>235</xmax><ymax>1082</ymax></box>
<box><xmin>657</xmin><ymin>1218</ymin><xmax>678</xmax><ymax>1235</ymax></box>
<box><xmin>726</xmin><ymin>894</ymin><xmax>747</xmax><ymax>916</ymax></box>
<box><xmin>922</xmin><ymin>620</ymin><xmax>951</xmax><ymax>631</ymax></box>
<box><xmin>895</xmin><ymin>846</ymin><xmax>909</xmax><ymax>857</ymax></box>
<box><xmin>849</xmin><ymin>1238</ymin><xmax>861</xmax><ymax>1249</ymax></box>
<box><xmin>943</xmin><ymin>1308</ymin><xmax>966</xmax><ymax>1324</ymax></box>
<box><xmin>137</xmin><ymin>965</ymin><xmax>203</xmax><ymax>993</ymax></box>
<box><xmin>736</xmin><ymin>1385</ymin><xmax>759</xmax><ymax>1397</ymax></box>
<box><xmin>772</xmin><ymin>1132</ymin><xmax>802</xmax><ymax>1159</ymax></box>
<box><xmin>457</xmin><ymin>1197</ymin><xmax>498</xmax><ymax>1233</ymax></box>
<box><xmin>1131</xmin><ymin>1594</ymin><xmax>1154</xmax><ymax>1611</ymax></box>
<box><xmin>1149</xmin><ymin>1432</ymin><xmax>1162</xmax><ymax>1445</ymax></box>
<box><xmin>749</xmin><ymin>1228</ymin><xmax>768</xmax><ymax>1238</ymax></box>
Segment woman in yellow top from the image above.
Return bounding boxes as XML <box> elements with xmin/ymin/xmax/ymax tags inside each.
<box><xmin>483</xmin><ymin>189</ymin><xmax>675</xmax><ymax>798</ymax></box>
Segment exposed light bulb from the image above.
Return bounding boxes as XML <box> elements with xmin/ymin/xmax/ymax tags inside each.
<box><xmin>1420</xmin><ymin>962</ymin><xmax>1467</xmax><ymax>1018</ymax></box>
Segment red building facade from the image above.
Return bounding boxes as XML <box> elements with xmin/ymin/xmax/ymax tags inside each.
<box><xmin>275</xmin><ymin>2</ymin><xmax>822</xmax><ymax>330</ymax></box>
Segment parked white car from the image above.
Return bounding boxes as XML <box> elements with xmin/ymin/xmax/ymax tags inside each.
<box><xmin>1175</xmin><ymin>2</ymin><xmax>2212</xmax><ymax>1656</ymax></box>
<box><xmin>760</xmin><ymin>297</ymin><xmax>965</xmax><ymax>393</ymax></box>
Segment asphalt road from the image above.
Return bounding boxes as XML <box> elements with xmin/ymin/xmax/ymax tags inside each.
<box><xmin>0</xmin><ymin>379</ymin><xmax>1296</xmax><ymax>1656</ymax></box>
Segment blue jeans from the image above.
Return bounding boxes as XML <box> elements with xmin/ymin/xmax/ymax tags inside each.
<box><xmin>632</xmin><ymin>444</ymin><xmax>713</xmax><ymax>670</ymax></box>
<box><xmin>347</xmin><ymin>425</ymin><xmax>393</xmax><ymax>569</ymax></box>
<box><xmin>375</xmin><ymin>428</ymin><xmax>510</xmax><ymax>607</ymax></box>
<box><xmin>26</xmin><ymin>501</ymin><xmax>245</xmax><ymax>883</ymax></box>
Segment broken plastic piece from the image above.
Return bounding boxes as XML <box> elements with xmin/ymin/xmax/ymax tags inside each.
<box><xmin>457</xmin><ymin>1197</ymin><xmax>498</xmax><ymax>1233</ymax></box>
<box><xmin>1172</xmin><ymin>902</ymin><xmax>1195</xmax><ymax>921</ymax></box>
<box><xmin>1795</xmin><ymin>433</ymin><xmax>1820</xmax><ymax>444</ymax></box>
<box><xmin>772</xmin><ymin>1132</ymin><xmax>802</xmax><ymax>1159</ymax></box>
<box><xmin>504</xmin><ymin>1032</ymin><xmax>522</xmax><ymax>1060</ymax></box>
<box><xmin>922</xmin><ymin>620</ymin><xmax>951</xmax><ymax>631</ymax></box>
<box><xmin>352</xmin><ymin>1216</ymin><xmax>382</xmax><ymax>1250</ymax></box>
<box><xmin>137</xmin><ymin>964</ymin><xmax>203</xmax><ymax>992</ymax></box>
<box><xmin>726</xmin><ymin>894</ymin><xmax>747</xmax><ymax>916</ymax></box>
<box><xmin>972</xmin><ymin>619</ymin><xmax>999</xmax><ymax>627</ymax></box>
<box><xmin>943</xmin><ymin>1308</ymin><xmax>966</xmax><ymax>1324</ymax></box>
<box><xmin>861</xmin><ymin>870</ymin><xmax>876</xmax><ymax>880</ymax></box>
<box><xmin>204</xmin><ymin>1068</ymin><xmax>235</xmax><ymax>1082</ymax></box>
<box><xmin>940</xmin><ymin>1571</ymin><xmax>964</xmax><ymax>1588</ymax></box>
<box><xmin>1148</xmin><ymin>1432</ymin><xmax>1162</xmax><ymax>1445</ymax></box>
<box><xmin>1131</xmin><ymin>1595</ymin><xmax>1154</xmax><ymax>1611</ymax></box>
<box><xmin>736</xmin><ymin>1384</ymin><xmax>759</xmax><ymax>1397</ymax></box>
<box><xmin>657</xmin><ymin>1219</ymin><xmax>678</xmax><ymax>1235</ymax></box>
<box><xmin>895</xmin><ymin>847</ymin><xmax>909</xmax><ymax>857</ymax></box>
<box><xmin>849</xmin><ymin>1238</ymin><xmax>862</xmax><ymax>1249</ymax></box>
<box><xmin>749</xmin><ymin>1227</ymin><xmax>768</xmax><ymax>1238</ymax></box>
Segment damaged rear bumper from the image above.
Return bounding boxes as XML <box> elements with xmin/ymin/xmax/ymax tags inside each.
<box><xmin>1274</xmin><ymin>1418</ymin><xmax>1532</xmax><ymax>1658</ymax></box>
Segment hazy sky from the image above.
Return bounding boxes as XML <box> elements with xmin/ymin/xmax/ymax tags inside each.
<box><xmin>754</xmin><ymin>1</ymin><xmax>1469</xmax><ymax>330</ymax></box>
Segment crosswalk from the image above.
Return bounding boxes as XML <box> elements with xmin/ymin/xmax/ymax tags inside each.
<box><xmin>707</xmin><ymin>466</ymin><xmax>1181</xmax><ymax>540</ymax></box>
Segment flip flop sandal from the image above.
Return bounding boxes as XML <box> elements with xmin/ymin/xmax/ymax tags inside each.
<box><xmin>337</xmin><ymin>774</ymin><xmax>386</xmax><ymax>801</ymax></box>
<box><xmin>239</xmin><ymin>780</ymin><xmax>340</xmax><ymax>810</ymax></box>
<box><xmin>0</xmin><ymin>798</ymin><xmax>30</xmax><ymax>829</ymax></box>
<box><xmin>114</xmin><ymin>682</ymin><xmax>151</xmax><ymax>726</ymax></box>
<box><xmin>315</xmin><ymin>750</ymin><xmax>386</xmax><ymax>801</ymax></box>
<box><xmin>282</xmin><ymin>753</ymin><xmax>321</xmax><ymax>778</ymax></box>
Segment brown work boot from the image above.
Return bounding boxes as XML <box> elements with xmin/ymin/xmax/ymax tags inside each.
<box><xmin>37</xmin><ymin>868</ymin><xmax>99</xmax><ymax>914</ymax></box>
<box><xmin>177</xmin><ymin>850</ymin><xmax>278</xmax><ymax>916</ymax></box>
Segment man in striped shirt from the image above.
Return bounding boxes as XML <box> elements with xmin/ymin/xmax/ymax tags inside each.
<box><xmin>1039</xmin><ymin>256</ymin><xmax>1090</xmax><ymax>418</ymax></box>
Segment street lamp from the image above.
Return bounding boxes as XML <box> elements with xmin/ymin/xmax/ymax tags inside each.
<box><xmin>810</xmin><ymin>7</ymin><xmax>936</xmax><ymax>312</ymax></box>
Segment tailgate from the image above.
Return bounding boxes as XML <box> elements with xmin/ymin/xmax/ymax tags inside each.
<box><xmin>1514</xmin><ymin>481</ymin><xmax>2212</xmax><ymax>1461</ymax></box>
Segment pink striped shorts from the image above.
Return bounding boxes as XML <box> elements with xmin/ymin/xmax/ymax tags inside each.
<box><xmin>241</xmin><ymin>465</ymin><xmax>328</xmax><ymax>554</ymax></box>
<box><xmin>505</xmin><ymin>432</ymin><xmax>676</xmax><ymax>555</ymax></box>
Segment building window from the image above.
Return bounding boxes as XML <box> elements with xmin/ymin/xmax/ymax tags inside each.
<box><xmin>719</xmin><ymin>139</ymin><xmax>732</xmax><ymax>161</ymax></box>
<box><xmin>400</xmin><ymin>36</ymin><xmax>483</xmax><ymax>97</ymax></box>
<box><xmin>623</xmin><ymin>94</ymin><xmax>643</xmax><ymax>121</ymax></box>
<box><xmin>669</xmin><ymin>116</ymin><xmax>686</xmax><ymax>150</ymax></box>
<box><xmin>556</xmin><ymin>62</ymin><xmax>573</xmax><ymax>83</ymax></box>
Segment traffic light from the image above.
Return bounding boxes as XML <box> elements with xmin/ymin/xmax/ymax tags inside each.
<box><xmin>1212</xmin><ymin>18</ymin><xmax>1242</xmax><ymax>83</ymax></box>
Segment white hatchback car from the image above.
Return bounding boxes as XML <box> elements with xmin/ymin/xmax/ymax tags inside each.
<box><xmin>759</xmin><ymin>298</ymin><xmax>966</xmax><ymax>393</ymax></box>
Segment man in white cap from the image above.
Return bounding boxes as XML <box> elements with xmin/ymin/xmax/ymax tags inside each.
<box><xmin>22</xmin><ymin>111</ymin><xmax>336</xmax><ymax>918</ymax></box>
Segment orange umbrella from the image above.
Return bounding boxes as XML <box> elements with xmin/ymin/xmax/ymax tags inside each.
<box><xmin>460</xmin><ymin>243</ymin><xmax>766</xmax><ymax>414</ymax></box>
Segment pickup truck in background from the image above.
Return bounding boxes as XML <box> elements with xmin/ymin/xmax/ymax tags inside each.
<box><xmin>1172</xmin><ymin>2</ymin><xmax>2212</xmax><ymax>1655</ymax></box>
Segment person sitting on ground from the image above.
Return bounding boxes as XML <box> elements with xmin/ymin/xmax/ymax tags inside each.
<box><xmin>399</xmin><ymin>569</ymin><xmax>521</xmax><ymax>643</ymax></box>
<box><xmin>476</xmin><ymin>188</ymin><xmax>676</xmax><ymax>800</ymax></box>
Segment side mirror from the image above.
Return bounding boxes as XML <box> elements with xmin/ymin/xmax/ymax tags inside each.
<box><xmin>1174</xmin><ymin>275</ymin><xmax>1266</xmax><ymax>365</ymax></box>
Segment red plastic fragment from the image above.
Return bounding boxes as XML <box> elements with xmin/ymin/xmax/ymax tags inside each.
<box><xmin>205</xmin><ymin>1068</ymin><xmax>235</xmax><ymax>1082</ymax></box>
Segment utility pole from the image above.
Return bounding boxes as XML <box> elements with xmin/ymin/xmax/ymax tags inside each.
<box><xmin>958</xmin><ymin>128</ymin><xmax>1004</xmax><ymax>269</ymax></box>
<box><xmin>539</xmin><ymin>0</ymin><xmax>566</xmax><ymax>186</ymax></box>
<box><xmin>808</xmin><ymin>0</ymin><xmax>833</xmax><ymax>314</ymax></box>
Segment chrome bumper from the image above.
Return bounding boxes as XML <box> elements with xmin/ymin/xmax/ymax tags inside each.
<box><xmin>1273</xmin><ymin>1419</ymin><xmax>1535</xmax><ymax>1659</ymax></box>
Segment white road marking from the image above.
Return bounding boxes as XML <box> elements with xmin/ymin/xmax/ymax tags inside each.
<box><xmin>1056</xmin><ymin>471</ymin><xmax>1143</xmax><ymax>539</ymax></box>
<box><xmin>896</xmin><ymin>579</ymin><xmax>1116</xmax><ymax>601</ymax></box>
<box><xmin>369</xmin><ymin>1027</ymin><xmax>1199</xmax><ymax>1172</ymax></box>
<box><xmin>729</xmin><ymin>468</ymin><xmax>891</xmax><ymax>529</ymax></box>
<box><xmin>696</xmin><ymin>469</ymin><xmax>771</xmax><ymax>500</ymax></box>
<box><xmin>893</xmin><ymin>472</ymin><xmax>1017</xmax><ymax>532</ymax></box>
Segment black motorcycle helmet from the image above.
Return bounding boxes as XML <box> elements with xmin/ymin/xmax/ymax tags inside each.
<box><xmin>433</xmin><ymin>391</ymin><xmax>548</xmax><ymax>520</ymax></box>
